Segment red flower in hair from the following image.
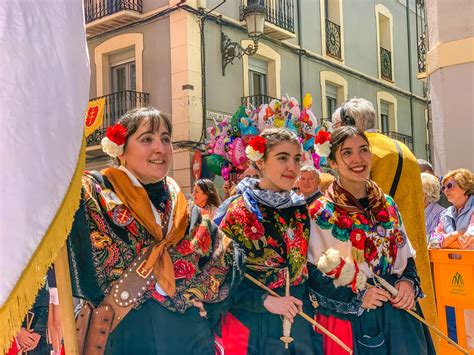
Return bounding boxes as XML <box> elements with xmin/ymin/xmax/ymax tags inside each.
<box><xmin>315</xmin><ymin>130</ymin><xmax>331</xmax><ymax>145</ymax></box>
<box><xmin>249</xmin><ymin>136</ymin><xmax>266</xmax><ymax>154</ymax></box>
<box><xmin>106</xmin><ymin>123</ymin><xmax>127</xmax><ymax>145</ymax></box>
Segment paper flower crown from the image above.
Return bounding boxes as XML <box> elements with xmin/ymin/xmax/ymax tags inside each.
<box><xmin>101</xmin><ymin>123</ymin><xmax>127</xmax><ymax>158</ymax></box>
<box><xmin>314</xmin><ymin>130</ymin><xmax>332</xmax><ymax>158</ymax></box>
<box><xmin>245</xmin><ymin>136</ymin><xmax>266</xmax><ymax>161</ymax></box>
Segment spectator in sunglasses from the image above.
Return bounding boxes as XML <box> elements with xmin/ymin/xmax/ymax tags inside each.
<box><xmin>429</xmin><ymin>168</ymin><xmax>474</xmax><ymax>249</ymax></box>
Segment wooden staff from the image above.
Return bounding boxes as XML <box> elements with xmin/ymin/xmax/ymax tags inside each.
<box><xmin>244</xmin><ymin>273</ymin><xmax>353</xmax><ymax>354</ymax></box>
<box><xmin>55</xmin><ymin>244</ymin><xmax>79</xmax><ymax>354</ymax></box>
<box><xmin>280</xmin><ymin>268</ymin><xmax>293</xmax><ymax>349</ymax></box>
<box><xmin>372</xmin><ymin>275</ymin><xmax>469</xmax><ymax>355</ymax></box>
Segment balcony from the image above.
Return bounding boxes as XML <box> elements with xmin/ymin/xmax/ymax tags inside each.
<box><xmin>325</xmin><ymin>19</ymin><xmax>342</xmax><ymax>60</ymax></box>
<box><xmin>84</xmin><ymin>0</ymin><xmax>143</xmax><ymax>36</ymax></box>
<box><xmin>383</xmin><ymin>131</ymin><xmax>413</xmax><ymax>151</ymax></box>
<box><xmin>241</xmin><ymin>94</ymin><xmax>278</xmax><ymax>108</ymax></box>
<box><xmin>86</xmin><ymin>90</ymin><xmax>150</xmax><ymax>149</ymax></box>
<box><xmin>240</xmin><ymin>0</ymin><xmax>295</xmax><ymax>41</ymax></box>
<box><xmin>380</xmin><ymin>47</ymin><xmax>393</xmax><ymax>82</ymax></box>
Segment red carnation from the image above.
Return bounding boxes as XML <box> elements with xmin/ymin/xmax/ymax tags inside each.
<box><xmin>315</xmin><ymin>130</ymin><xmax>331</xmax><ymax>145</ymax></box>
<box><xmin>249</xmin><ymin>136</ymin><xmax>266</xmax><ymax>153</ymax></box>
<box><xmin>106</xmin><ymin>123</ymin><xmax>127</xmax><ymax>145</ymax></box>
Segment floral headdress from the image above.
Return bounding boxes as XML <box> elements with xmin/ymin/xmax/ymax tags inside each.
<box><xmin>314</xmin><ymin>129</ymin><xmax>331</xmax><ymax>158</ymax></box>
<box><xmin>101</xmin><ymin>123</ymin><xmax>127</xmax><ymax>157</ymax></box>
<box><xmin>245</xmin><ymin>136</ymin><xmax>266</xmax><ymax>161</ymax></box>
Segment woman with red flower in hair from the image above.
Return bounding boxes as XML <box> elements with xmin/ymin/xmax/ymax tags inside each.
<box><xmin>214</xmin><ymin>128</ymin><xmax>322</xmax><ymax>354</ymax></box>
<box><xmin>307</xmin><ymin>126</ymin><xmax>434</xmax><ymax>354</ymax></box>
<box><xmin>67</xmin><ymin>107</ymin><xmax>242</xmax><ymax>354</ymax></box>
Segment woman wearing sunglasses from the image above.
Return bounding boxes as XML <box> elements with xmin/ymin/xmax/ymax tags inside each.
<box><xmin>429</xmin><ymin>168</ymin><xmax>474</xmax><ymax>249</ymax></box>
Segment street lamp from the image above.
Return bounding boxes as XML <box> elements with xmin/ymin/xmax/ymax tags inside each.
<box><xmin>221</xmin><ymin>0</ymin><xmax>266</xmax><ymax>76</ymax></box>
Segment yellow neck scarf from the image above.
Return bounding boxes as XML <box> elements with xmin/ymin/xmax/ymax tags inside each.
<box><xmin>103</xmin><ymin>168</ymin><xmax>189</xmax><ymax>297</ymax></box>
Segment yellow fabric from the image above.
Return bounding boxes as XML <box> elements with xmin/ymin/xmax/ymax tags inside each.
<box><xmin>367</xmin><ymin>132</ymin><xmax>438</xmax><ymax>331</ymax></box>
<box><xmin>0</xmin><ymin>138</ymin><xmax>85</xmax><ymax>354</ymax></box>
<box><xmin>103</xmin><ymin>168</ymin><xmax>189</xmax><ymax>296</ymax></box>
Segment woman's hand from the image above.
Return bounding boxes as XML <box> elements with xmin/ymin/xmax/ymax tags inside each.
<box><xmin>263</xmin><ymin>295</ymin><xmax>302</xmax><ymax>323</ymax></box>
<box><xmin>17</xmin><ymin>328</ymin><xmax>41</xmax><ymax>351</ymax></box>
<box><xmin>391</xmin><ymin>280</ymin><xmax>415</xmax><ymax>310</ymax></box>
<box><xmin>458</xmin><ymin>234</ymin><xmax>474</xmax><ymax>249</ymax></box>
<box><xmin>362</xmin><ymin>287</ymin><xmax>390</xmax><ymax>310</ymax></box>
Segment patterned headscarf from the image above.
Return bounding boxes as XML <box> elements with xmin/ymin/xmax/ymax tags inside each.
<box><xmin>214</xmin><ymin>177</ymin><xmax>306</xmax><ymax>225</ymax></box>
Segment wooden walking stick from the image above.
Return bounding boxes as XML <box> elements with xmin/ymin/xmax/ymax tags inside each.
<box><xmin>244</xmin><ymin>273</ymin><xmax>353</xmax><ymax>354</ymax></box>
<box><xmin>373</xmin><ymin>275</ymin><xmax>469</xmax><ymax>355</ymax></box>
<box><xmin>280</xmin><ymin>268</ymin><xmax>294</xmax><ymax>349</ymax></box>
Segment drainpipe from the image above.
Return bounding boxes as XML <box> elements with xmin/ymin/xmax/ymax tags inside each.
<box><xmin>297</xmin><ymin>0</ymin><xmax>303</xmax><ymax>101</ymax></box>
<box><xmin>406</xmin><ymin>0</ymin><xmax>415</xmax><ymax>150</ymax></box>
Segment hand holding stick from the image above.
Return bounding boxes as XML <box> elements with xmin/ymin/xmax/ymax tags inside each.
<box><xmin>244</xmin><ymin>273</ymin><xmax>353</xmax><ymax>354</ymax></box>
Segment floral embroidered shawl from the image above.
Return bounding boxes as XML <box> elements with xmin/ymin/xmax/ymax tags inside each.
<box><xmin>217</xmin><ymin>178</ymin><xmax>309</xmax><ymax>289</ymax></box>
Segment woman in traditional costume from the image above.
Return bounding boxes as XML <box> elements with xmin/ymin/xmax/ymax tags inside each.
<box><xmin>67</xmin><ymin>107</ymin><xmax>240</xmax><ymax>354</ymax></box>
<box><xmin>214</xmin><ymin>128</ymin><xmax>321</xmax><ymax>354</ymax></box>
<box><xmin>307</xmin><ymin>126</ymin><xmax>435</xmax><ymax>354</ymax></box>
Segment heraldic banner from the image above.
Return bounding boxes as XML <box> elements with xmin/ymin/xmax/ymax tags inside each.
<box><xmin>0</xmin><ymin>1</ymin><xmax>90</xmax><ymax>351</ymax></box>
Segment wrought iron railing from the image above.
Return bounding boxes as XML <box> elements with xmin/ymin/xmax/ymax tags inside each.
<box><xmin>416</xmin><ymin>0</ymin><xmax>428</xmax><ymax>74</ymax></box>
<box><xmin>380</xmin><ymin>47</ymin><xmax>393</xmax><ymax>81</ymax></box>
<box><xmin>86</xmin><ymin>90</ymin><xmax>150</xmax><ymax>146</ymax></box>
<box><xmin>241</xmin><ymin>94</ymin><xmax>278</xmax><ymax>108</ymax></box>
<box><xmin>383</xmin><ymin>131</ymin><xmax>413</xmax><ymax>150</ymax></box>
<box><xmin>240</xmin><ymin>0</ymin><xmax>295</xmax><ymax>34</ymax></box>
<box><xmin>325</xmin><ymin>19</ymin><xmax>341</xmax><ymax>59</ymax></box>
<box><xmin>84</xmin><ymin>0</ymin><xmax>143</xmax><ymax>24</ymax></box>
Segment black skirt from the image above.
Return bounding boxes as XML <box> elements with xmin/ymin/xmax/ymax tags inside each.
<box><xmin>106</xmin><ymin>300</ymin><xmax>215</xmax><ymax>355</ymax></box>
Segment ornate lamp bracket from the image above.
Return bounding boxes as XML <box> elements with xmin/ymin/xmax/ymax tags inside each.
<box><xmin>221</xmin><ymin>32</ymin><xmax>259</xmax><ymax>76</ymax></box>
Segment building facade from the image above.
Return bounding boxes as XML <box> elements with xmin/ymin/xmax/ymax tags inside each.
<box><xmin>84</xmin><ymin>0</ymin><xmax>429</xmax><ymax>192</ymax></box>
<box><xmin>422</xmin><ymin>0</ymin><xmax>473</xmax><ymax>174</ymax></box>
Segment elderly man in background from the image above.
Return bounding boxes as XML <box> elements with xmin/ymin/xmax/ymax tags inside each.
<box><xmin>298</xmin><ymin>165</ymin><xmax>322</xmax><ymax>205</ymax></box>
<box><xmin>332</xmin><ymin>97</ymin><xmax>438</xmax><ymax>332</ymax></box>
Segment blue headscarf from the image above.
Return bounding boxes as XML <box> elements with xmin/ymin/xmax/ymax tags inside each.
<box><xmin>214</xmin><ymin>177</ymin><xmax>306</xmax><ymax>226</ymax></box>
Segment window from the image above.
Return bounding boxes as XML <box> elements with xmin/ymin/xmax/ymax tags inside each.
<box><xmin>380</xmin><ymin>102</ymin><xmax>390</xmax><ymax>132</ymax></box>
<box><xmin>326</xmin><ymin>84</ymin><xmax>338</xmax><ymax>118</ymax></box>
<box><xmin>376</xmin><ymin>5</ymin><xmax>394</xmax><ymax>82</ymax></box>
<box><xmin>111</xmin><ymin>61</ymin><xmax>136</xmax><ymax>93</ymax></box>
<box><xmin>320</xmin><ymin>71</ymin><xmax>348</xmax><ymax>119</ymax></box>
<box><xmin>376</xmin><ymin>91</ymin><xmax>397</xmax><ymax>132</ymax></box>
<box><xmin>321</xmin><ymin>0</ymin><xmax>344</xmax><ymax>62</ymax></box>
<box><xmin>94</xmin><ymin>33</ymin><xmax>143</xmax><ymax>97</ymax></box>
<box><xmin>248</xmin><ymin>57</ymin><xmax>268</xmax><ymax>97</ymax></box>
<box><xmin>242</xmin><ymin>41</ymin><xmax>281</xmax><ymax>99</ymax></box>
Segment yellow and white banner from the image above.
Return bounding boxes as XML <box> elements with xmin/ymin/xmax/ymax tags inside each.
<box><xmin>85</xmin><ymin>97</ymin><xmax>106</xmax><ymax>137</ymax></box>
<box><xmin>0</xmin><ymin>1</ymin><xmax>90</xmax><ymax>351</ymax></box>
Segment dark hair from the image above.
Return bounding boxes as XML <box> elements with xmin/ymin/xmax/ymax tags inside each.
<box><xmin>328</xmin><ymin>126</ymin><xmax>370</xmax><ymax>161</ymax></box>
<box><xmin>118</xmin><ymin>107</ymin><xmax>172</xmax><ymax>152</ymax></box>
<box><xmin>260</xmin><ymin>128</ymin><xmax>300</xmax><ymax>160</ymax></box>
<box><xmin>194</xmin><ymin>179</ymin><xmax>222</xmax><ymax>208</ymax></box>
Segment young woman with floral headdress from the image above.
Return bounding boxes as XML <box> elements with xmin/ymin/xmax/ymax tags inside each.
<box><xmin>213</xmin><ymin>128</ymin><xmax>324</xmax><ymax>354</ymax></box>
<box><xmin>67</xmin><ymin>107</ymin><xmax>242</xmax><ymax>354</ymax></box>
<box><xmin>307</xmin><ymin>126</ymin><xmax>434</xmax><ymax>354</ymax></box>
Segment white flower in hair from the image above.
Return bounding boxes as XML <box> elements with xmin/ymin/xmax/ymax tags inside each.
<box><xmin>315</xmin><ymin>141</ymin><xmax>331</xmax><ymax>158</ymax></box>
<box><xmin>245</xmin><ymin>136</ymin><xmax>266</xmax><ymax>162</ymax></box>
<box><xmin>101</xmin><ymin>123</ymin><xmax>127</xmax><ymax>158</ymax></box>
